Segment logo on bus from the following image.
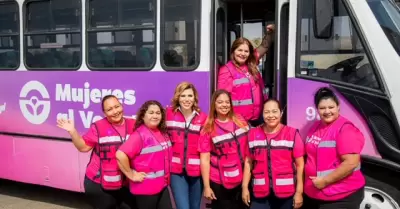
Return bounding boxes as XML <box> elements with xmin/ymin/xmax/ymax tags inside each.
<box><xmin>19</xmin><ymin>81</ymin><xmax>51</xmax><ymax>125</ymax></box>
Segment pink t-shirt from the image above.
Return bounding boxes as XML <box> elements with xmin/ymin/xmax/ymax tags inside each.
<box><xmin>198</xmin><ymin>120</ymin><xmax>249</xmax><ymax>184</ymax></box>
<box><xmin>83</xmin><ymin>123</ymin><xmax>127</xmax><ymax>183</ymax></box>
<box><xmin>217</xmin><ymin>50</ymin><xmax>267</xmax><ymax>121</ymax></box>
<box><xmin>304</xmin><ymin>123</ymin><xmax>365</xmax><ymax>201</ymax></box>
<box><xmin>118</xmin><ymin>128</ymin><xmax>170</xmax><ymax>190</ymax></box>
<box><xmin>249</xmin><ymin>126</ymin><xmax>305</xmax><ymax>159</ymax></box>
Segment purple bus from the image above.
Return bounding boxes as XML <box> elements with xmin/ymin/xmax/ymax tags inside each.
<box><xmin>1</xmin><ymin>0</ymin><xmax>400</xmax><ymax>208</ymax></box>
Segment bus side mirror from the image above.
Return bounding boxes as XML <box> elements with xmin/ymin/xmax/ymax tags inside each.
<box><xmin>313</xmin><ymin>0</ymin><xmax>333</xmax><ymax>39</ymax></box>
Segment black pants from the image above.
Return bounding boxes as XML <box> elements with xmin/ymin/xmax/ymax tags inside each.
<box><xmin>302</xmin><ymin>187</ymin><xmax>364</xmax><ymax>209</ymax></box>
<box><xmin>134</xmin><ymin>187</ymin><xmax>173</xmax><ymax>209</ymax></box>
<box><xmin>210</xmin><ymin>181</ymin><xmax>249</xmax><ymax>209</ymax></box>
<box><xmin>84</xmin><ymin>176</ymin><xmax>137</xmax><ymax>209</ymax></box>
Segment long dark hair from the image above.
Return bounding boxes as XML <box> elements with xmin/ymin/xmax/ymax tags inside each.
<box><xmin>202</xmin><ymin>89</ymin><xmax>247</xmax><ymax>134</ymax></box>
<box><xmin>134</xmin><ymin>100</ymin><xmax>167</xmax><ymax>133</ymax></box>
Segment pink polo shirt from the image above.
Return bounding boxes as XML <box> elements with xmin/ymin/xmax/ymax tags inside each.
<box><xmin>304</xmin><ymin>122</ymin><xmax>365</xmax><ymax>201</ymax></box>
<box><xmin>198</xmin><ymin>119</ymin><xmax>249</xmax><ymax>184</ymax></box>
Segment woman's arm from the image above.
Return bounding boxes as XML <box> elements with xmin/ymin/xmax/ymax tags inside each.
<box><xmin>295</xmin><ymin>156</ymin><xmax>305</xmax><ymax>194</ymax></box>
<box><xmin>256</xmin><ymin>24</ymin><xmax>275</xmax><ymax>58</ymax></box>
<box><xmin>200</xmin><ymin>152</ymin><xmax>211</xmax><ymax>189</ymax></box>
<box><xmin>242</xmin><ymin>156</ymin><xmax>253</xmax><ymax>189</ymax></box>
<box><xmin>322</xmin><ymin>154</ymin><xmax>360</xmax><ymax>186</ymax></box>
<box><xmin>57</xmin><ymin>119</ymin><xmax>92</xmax><ymax>152</ymax></box>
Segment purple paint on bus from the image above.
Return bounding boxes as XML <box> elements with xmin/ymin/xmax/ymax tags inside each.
<box><xmin>0</xmin><ymin>71</ymin><xmax>210</xmax><ymax>137</ymax></box>
<box><xmin>286</xmin><ymin>78</ymin><xmax>381</xmax><ymax>158</ymax></box>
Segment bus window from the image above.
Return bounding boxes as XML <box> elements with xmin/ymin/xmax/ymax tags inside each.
<box><xmin>297</xmin><ymin>0</ymin><xmax>380</xmax><ymax>90</ymax></box>
<box><xmin>0</xmin><ymin>1</ymin><xmax>19</xmax><ymax>70</ymax></box>
<box><xmin>24</xmin><ymin>0</ymin><xmax>81</xmax><ymax>70</ymax></box>
<box><xmin>87</xmin><ymin>0</ymin><xmax>156</xmax><ymax>70</ymax></box>
<box><xmin>161</xmin><ymin>0</ymin><xmax>200</xmax><ymax>70</ymax></box>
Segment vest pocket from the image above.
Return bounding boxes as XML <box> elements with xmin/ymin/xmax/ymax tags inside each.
<box><xmin>218</xmin><ymin>157</ymin><xmax>242</xmax><ymax>189</ymax></box>
<box><xmin>273</xmin><ymin>173</ymin><xmax>296</xmax><ymax>197</ymax></box>
<box><xmin>100</xmin><ymin>161</ymin><xmax>123</xmax><ymax>190</ymax></box>
<box><xmin>252</xmin><ymin>171</ymin><xmax>269</xmax><ymax>198</ymax></box>
<box><xmin>185</xmin><ymin>154</ymin><xmax>201</xmax><ymax>176</ymax></box>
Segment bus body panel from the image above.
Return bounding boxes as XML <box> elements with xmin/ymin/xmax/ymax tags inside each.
<box><xmin>0</xmin><ymin>71</ymin><xmax>211</xmax><ymax>193</ymax></box>
<box><xmin>287</xmin><ymin>78</ymin><xmax>381</xmax><ymax>158</ymax></box>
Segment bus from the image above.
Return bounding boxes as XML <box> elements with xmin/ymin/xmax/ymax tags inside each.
<box><xmin>1</xmin><ymin>0</ymin><xmax>400</xmax><ymax>208</ymax></box>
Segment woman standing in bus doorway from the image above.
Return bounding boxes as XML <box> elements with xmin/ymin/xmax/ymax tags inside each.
<box><xmin>199</xmin><ymin>89</ymin><xmax>250</xmax><ymax>209</ymax></box>
<box><xmin>302</xmin><ymin>87</ymin><xmax>365</xmax><ymax>209</ymax></box>
<box><xmin>242</xmin><ymin>99</ymin><xmax>305</xmax><ymax>209</ymax></box>
<box><xmin>56</xmin><ymin>95</ymin><xmax>137</xmax><ymax>209</ymax></box>
<box><xmin>218</xmin><ymin>24</ymin><xmax>275</xmax><ymax>127</ymax></box>
<box><xmin>116</xmin><ymin>100</ymin><xmax>173</xmax><ymax>209</ymax></box>
<box><xmin>166</xmin><ymin>82</ymin><xmax>208</xmax><ymax>209</ymax></box>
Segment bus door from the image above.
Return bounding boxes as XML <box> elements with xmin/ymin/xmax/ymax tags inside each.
<box><xmin>215</xmin><ymin>1</ymin><xmax>276</xmax><ymax>97</ymax></box>
<box><xmin>275</xmin><ymin>0</ymin><xmax>290</xmax><ymax>123</ymax></box>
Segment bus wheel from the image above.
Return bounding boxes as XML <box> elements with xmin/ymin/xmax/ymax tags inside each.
<box><xmin>361</xmin><ymin>175</ymin><xmax>400</xmax><ymax>209</ymax></box>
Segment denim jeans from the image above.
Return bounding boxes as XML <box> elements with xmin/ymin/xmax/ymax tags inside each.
<box><xmin>170</xmin><ymin>174</ymin><xmax>203</xmax><ymax>209</ymax></box>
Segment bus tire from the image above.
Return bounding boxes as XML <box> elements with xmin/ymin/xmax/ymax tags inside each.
<box><xmin>362</xmin><ymin>174</ymin><xmax>400</xmax><ymax>209</ymax></box>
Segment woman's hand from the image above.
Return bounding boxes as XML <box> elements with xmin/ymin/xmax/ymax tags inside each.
<box><xmin>203</xmin><ymin>187</ymin><xmax>217</xmax><ymax>200</ymax></box>
<box><xmin>241</xmin><ymin>187</ymin><xmax>251</xmax><ymax>206</ymax></box>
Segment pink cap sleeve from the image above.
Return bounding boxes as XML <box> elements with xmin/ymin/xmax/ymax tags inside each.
<box><xmin>337</xmin><ymin>124</ymin><xmax>365</xmax><ymax>155</ymax></box>
<box><xmin>217</xmin><ymin>65</ymin><xmax>233</xmax><ymax>92</ymax></box>
<box><xmin>293</xmin><ymin>131</ymin><xmax>305</xmax><ymax>158</ymax></box>
<box><xmin>82</xmin><ymin>124</ymin><xmax>98</xmax><ymax>147</ymax></box>
<box><xmin>118</xmin><ymin>132</ymin><xmax>143</xmax><ymax>159</ymax></box>
<box><xmin>198</xmin><ymin>131</ymin><xmax>212</xmax><ymax>153</ymax></box>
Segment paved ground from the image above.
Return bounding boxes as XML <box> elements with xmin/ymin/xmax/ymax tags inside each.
<box><xmin>0</xmin><ymin>179</ymin><xmax>90</xmax><ymax>209</ymax></box>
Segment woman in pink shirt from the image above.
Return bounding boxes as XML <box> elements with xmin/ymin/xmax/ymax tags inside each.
<box><xmin>303</xmin><ymin>87</ymin><xmax>365</xmax><ymax>209</ymax></box>
<box><xmin>199</xmin><ymin>89</ymin><xmax>250</xmax><ymax>209</ymax></box>
<box><xmin>116</xmin><ymin>100</ymin><xmax>173</xmax><ymax>209</ymax></box>
<box><xmin>217</xmin><ymin>25</ymin><xmax>275</xmax><ymax>127</ymax></box>
<box><xmin>57</xmin><ymin>95</ymin><xmax>137</xmax><ymax>209</ymax></box>
<box><xmin>242</xmin><ymin>99</ymin><xmax>305</xmax><ymax>209</ymax></box>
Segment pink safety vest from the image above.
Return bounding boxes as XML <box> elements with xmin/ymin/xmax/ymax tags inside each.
<box><xmin>225</xmin><ymin>62</ymin><xmax>267</xmax><ymax>121</ymax></box>
<box><xmin>248</xmin><ymin>125</ymin><xmax>297</xmax><ymax>198</ymax></box>
<box><xmin>130</xmin><ymin>125</ymin><xmax>172</xmax><ymax>195</ymax></box>
<box><xmin>210</xmin><ymin>122</ymin><xmax>249</xmax><ymax>189</ymax></box>
<box><xmin>92</xmin><ymin>118</ymin><xmax>135</xmax><ymax>190</ymax></box>
<box><xmin>166</xmin><ymin>107</ymin><xmax>207</xmax><ymax>177</ymax></box>
<box><xmin>306</xmin><ymin>116</ymin><xmax>365</xmax><ymax>196</ymax></box>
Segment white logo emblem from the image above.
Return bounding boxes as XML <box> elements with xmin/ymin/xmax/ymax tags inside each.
<box><xmin>19</xmin><ymin>81</ymin><xmax>51</xmax><ymax>125</ymax></box>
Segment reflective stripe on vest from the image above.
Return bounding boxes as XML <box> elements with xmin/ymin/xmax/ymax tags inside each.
<box><xmin>232</xmin><ymin>99</ymin><xmax>253</xmax><ymax>106</ymax></box>
<box><xmin>212</xmin><ymin>126</ymin><xmax>249</xmax><ymax>144</ymax></box>
<box><xmin>166</xmin><ymin>121</ymin><xmax>201</xmax><ymax>132</ymax></box>
<box><xmin>233</xmin><ymin>77</ymin><xmax>250</xmax><ymax>85</ymax></box>
<box><xmin>131</xmin><ymin>170</ymin><xmax>165</xmax><ymax>179</ymax></box>
<box><xmin>224</xmin><ymin>169</ymin><xmax>240</xmax><ymax>177</ymax></box>
<box><xmin>317</xmin><ymin>140</ymin><xmax>361</xmax><ymax>177</ymax></box>
<box><xmin>99</xmin><ymin>134</ymin><xmax>130</xmax><ymax>144</ymax></box>
<box><xmin>249</xmin><ymin>139</ymin><xmax>293</xmax><ymax>149</ymax></box>
<box><xmin>318</xmin><ymin>164</ymin><xmax>361</xmax><ymax>177</ymax></box>
<box><xmin>171</xmin><ymin>157</ymin><xmax>200</xmax><ymax>165</ymax></box>
<box><xmin>104</xmin><ymin>175</ymin><xmax>121</xmax><ymax>182</ymax></box>
<box><xmin>249</xmin><ymin>140</ymin><xmax>267</xmax><ymax>148</ymax></box>
<box><xmin>253</xmin><ymin>178</ymin><xmax>294</xmax><ymax>186</ymax></box>
<box><xmin>140</xmin><ymin>141</ymin><xmax>172</xmax><ymax>155</ymax></box>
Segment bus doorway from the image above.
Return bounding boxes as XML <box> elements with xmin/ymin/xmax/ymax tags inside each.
<box><xmin>214</xmin><ymin>0</ymin><xmax>290</xmax><ymax>123</ymax></box>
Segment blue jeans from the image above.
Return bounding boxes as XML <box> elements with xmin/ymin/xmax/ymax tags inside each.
<box><xmin>170</xmin><ymin>174</ymin><xmax>203</xmax><ymax>209</ymax></box>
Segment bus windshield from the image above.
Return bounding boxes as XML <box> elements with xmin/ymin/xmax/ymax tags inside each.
<box><xmin>367</xmin><ymin>0</ymin><xmax>400</xmax><ymax>55</ymax></box>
